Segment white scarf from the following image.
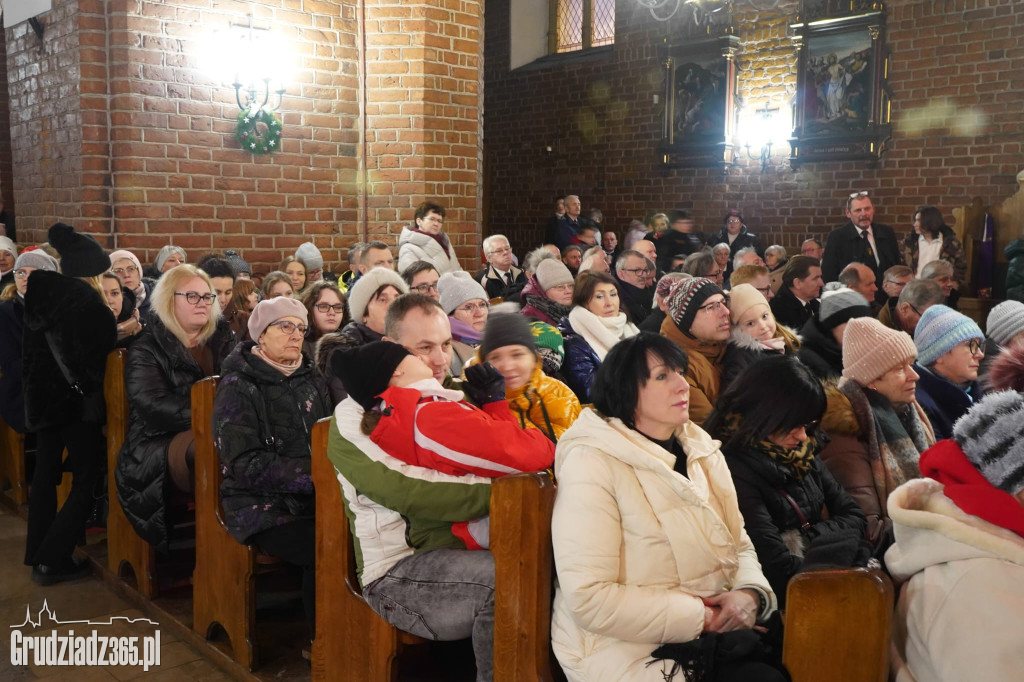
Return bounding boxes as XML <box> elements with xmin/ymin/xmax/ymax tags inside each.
<box><xmin>568</xmin><ymin>306</ymin><xmax>640</xmax><ymax>361</ymax></box>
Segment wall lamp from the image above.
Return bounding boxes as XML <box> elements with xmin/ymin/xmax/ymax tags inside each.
<box><xmin>738</xmin><ymin>101</ymin><xmax>791</xmax><ymax>172</ymax></box>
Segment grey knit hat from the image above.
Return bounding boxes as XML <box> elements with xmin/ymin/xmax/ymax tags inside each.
<box><xmin>438</xmin><ymin>270</ymin><xmax>489</xmax><ymax>314</ymax></box>
<box><xmin>295</xmin><ymin>242</ymin><xmax>324</xmax><ymax>271</ymax></box>
<box><xmin>986</xmin><ymin>300</ymin><xmax>1024</xmax><ymax>348</ymax></box>
<box><xmin>953</xmin><ymin>391</ymin><xmax>1024</xmax><ymax>494</ymax></box>
<box><xmin>818</xmin><ymin>287</ymin><xmax>873</xmax><ymax>331</ymax></box>
<box><xmin>347</xmin><ymin>266</ymin><xmax>408</xmax><ymax>321</ymax></box>
<box><xmin>535</xmin><ymin>259</ymin><xmax>574</xmax><ymax>291</ymax></box>
<box><xmin>14</xmin><ymin>249</ymin><xmax>59</xmax><ymax>273</ymax></box>
<box><xmin>224</xmin><ymin>250</ymin><xmax>251</xmax><ymax>277</ymax></box>
<box><xmin>154</xmin><ymin>245</ymin><xmax>187</xmax><ymax>271</ymax></box>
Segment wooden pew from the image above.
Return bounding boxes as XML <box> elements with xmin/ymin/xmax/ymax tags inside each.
<box><xmin>783</xmin><ymin>567</ymin><xmax>894</xmax><ymax>682</ymax></box>
<box><xmin>0</xmin><ymin>414</ymin><xmax>28</xmax><ymax>507</ymax></box>
<box><xmin>491</xmin><ymin>472</ymin><xmax>559</xmax><ymax>682</ymax></box>
<box><xmin>310</xmin><ymin>417</ymin><xmax>427</xmax><ymax>682</ymax></box>
<box><xmin>104</xmin><ymin>348</ymin><xmax>158</xmax><ymax>596</ymax></box>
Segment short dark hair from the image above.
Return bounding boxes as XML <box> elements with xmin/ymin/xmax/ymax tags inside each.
<box><xmin>802</xmin><ymin>238</ymin><xmax>823</xmax><ymax>248</ymax></box>
<box><xmin>414</xmin><ymin>200</ymin><xmax>446</xmax><ymax>221</ymax></box>
<box><xmin>401</xmin><ymin>260</ymin><xmax>439</xmax><ymax>286</ymax></box>
<box><xmin>571</xmin><ymin>271</ymin><xmax>620</xmax><ymax>309</ymax></box>
<box><xmin>196</xmin><ymin>255</ymin><xmax>235</xmax><ymax>281</ymax></box>
<box><xmin>705</xmin><ymin>355</ymin><xmax>826</xmax><ymax>452</ymax></box>
<box><xmin>384</xmin><ymin>292</ymin><xmax>445</xmax><ymax>339</ymax></box>
<box><xmin>360</xmin><ymin>241</ymin><xmax>391</xmax><ymax>266</ymax></box>
<box><xmin>781</xmin><ymin>255</ymin><xmax>820</xmax><ymax>289</ymax></box>
<box><xmin>591</xmin><ymin>333</ymin><xmax>689</xmax><ymax>430</ymax></box>
<box><xmin>669</xmin><ymin>209</ymin><xmax>693</xmax><ymax>224</ymax></box>
<box><xmin>579</xmin><ymin>224</ymin><xmax>599</xmax><ymax>236</ymax></box>
<box><xmin>914</xmin><ymin>206</ymin><xmax>945</xmax><ymax>238</ymax></box>
<box><xmin>300</xmin><ymin>280</ymin><xmax>349</xmax><ymax>337</ymax></box>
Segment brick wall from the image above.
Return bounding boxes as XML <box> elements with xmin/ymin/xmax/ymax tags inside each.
<box><xmin>5</xmin><ymin>0</ymin><xmax>484</xmax><ymax>274</ymax></box>
<box><xmin>0</xmin><ymin>19</ymin><xmax>15</xmax><ymax>234</ymax></box>
<box><xmin>483</xmin><ymin>0</ymin><xmax>1024</xmax><ymax>258</ymax></box>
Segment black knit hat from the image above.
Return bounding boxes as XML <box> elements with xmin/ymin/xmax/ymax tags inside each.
<box><xmin>47</xmin><ymin>222</ymin><xmax>110</xmax><ymax>277</ymax></box>
<box><xmin>479</xmin><ymin>312</ymin><xmax>537</xmax><ymax>360</ymax></box>
<box><xmin>331</xmin><ymin>341</ymin><xmax>411</xmax><ymax>410</ymax></box>
<box><xmin>666</xmin><ymin>277</ymin><xmax>725</xmax><ymax>338</ymax></box>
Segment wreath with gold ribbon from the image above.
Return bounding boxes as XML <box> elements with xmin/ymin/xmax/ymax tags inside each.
<box><xmin>236</xmin><ymin>106</ymin><xmax>282</xmax><ymax>155</ymax></box>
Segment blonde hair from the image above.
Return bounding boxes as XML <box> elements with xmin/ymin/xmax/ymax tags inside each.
<box><xmin>150</xmin><ymin>264</ymin><xmax>222</xmax><ymax>347</ymax></box>
<box><xmin>79</xmin><ymin>275</ymin><xmax>107</xmax><ymax>302</ymax></box>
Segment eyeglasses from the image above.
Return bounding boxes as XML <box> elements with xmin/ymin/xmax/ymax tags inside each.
<box><xmin>14</xmin><ymin>269</ymin><xmax>30</xmax><ymax>279</ymax></box>
<box><xmin>175</xmin><ymin>291</ymin><xmax>216</xmax><ymax>305</ymax></box>
<box><xmin>112</xmin><ymin>265</ymin><xmax>138</xmax><ymax>276</ymax></box>
<box><xmin>488</xmin><ymin>247</ymin><xmax>512</xmax><ymax>256</ymax></box>
<box><xmin>849</xmin><ymin>191</ymin><xmax>869</xmax><ymax>199</ymax></box>
<box><xmin>268</xmin><ymin>320</ymin><xmax>308</xmax><ymax>336</ymax></box>
<box><xmin>697</xmin><ymin>297</ymin><xmax>730</xmax><ymax>314</ymax></box>
<box><xmin>410</xmin><ymin>283</ymin><xmax>439</xmax><ymax>294</ymax></box>
<box><xmin>965</xmin><ymin>339</ymin><xmax>984</xmax><ymax>356</ymax></box>
<box><xmin>456</xmin><ymin>302</ymin><xmax>490</xmax><ymax>314</ymax></box>
<box><xmin>706</xmin><ymin>269</ymin><xmax>723</xmax><ymax>279</ymax></box>
<box><xmin>754</xmin><ymin>285</ymin><xmax>772</xmax><ymax>296</ymax></box>
<box><xmin>549</xmin><ymin>283</ymin><xmax>575</xmax><ymax>293</ymax></box>
<box><xmin>314</xmin><ymin>303</ymin><xmax>345</xmax><ymax>314</ymax></box>
<box><xmin>621</xmin><ymin>267</ymin><xmax>654</xmax><ymax>276</ymax></box>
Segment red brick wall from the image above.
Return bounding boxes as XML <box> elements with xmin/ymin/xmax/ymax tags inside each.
<box><xmin>0</xmin><ymin>19</ymin><xmax>15</xmax><ymax>234</ymax></box>
<box><xmin>483</xmin><ymin>0</ymin><xmax>1024</xmax><ymax>258</ymax></box>
<box><xmin>5</xmin><ymin>0</ymin><xmax>483</xmax><ymax>273</ymax></box>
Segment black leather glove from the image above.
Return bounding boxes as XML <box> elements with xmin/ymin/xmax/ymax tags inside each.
<box><xmin>463</xmin><ymin>362</ymin><xmax>506</xmax><ymax>405</ymax></box>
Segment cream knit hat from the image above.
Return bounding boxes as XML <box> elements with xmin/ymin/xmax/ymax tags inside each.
<box><xmin>728</xmin><ymin>283</ymin><xmax>769</xmax><ymax>323</ymax></box>
<box><xmin>841</xmin><ymin>316</ymin><xmax>918</xmax><ymax>385</ymax></box>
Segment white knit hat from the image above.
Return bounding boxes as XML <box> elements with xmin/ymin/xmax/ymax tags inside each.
<box><xmin>295</xmin><ymin>242</ymin><xmax>324</xmax><ymax>271</ymax></box>
<box><xmin>347</xmin><ymin>267</ymin><xmax>408</xmax><ymax>321</ymax></box>
<box><xmin>986</xmin><ymin>300</ymin><xmax>1024</xmax><ymax>347</ymax></box>
<box><xmin>437</xmin><ymin>271</ymin><xmax>488</xmax><ymax>314</ymax></box>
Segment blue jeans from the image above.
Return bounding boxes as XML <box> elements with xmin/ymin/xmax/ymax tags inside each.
<box><xmin>363</xmin><ymin>548</ymin><xmax>495</xmax><ymax>682</ymax></box>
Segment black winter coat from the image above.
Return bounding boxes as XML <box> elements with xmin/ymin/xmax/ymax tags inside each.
<box><xmin>615</xmin><ymin>277</ymin><xmax>654</xmax><ymax>325</ymax></box>
<box><xmin>0</xmin><ymin>295</ymin><xmax>26</xmax><ymax>432</ymax></box>
<box><xmin>23</xmin><ymin>272</ymin><xmax>116</xmax><ymax>431</ymax></box>
<box><xmin>315</xmin><ymin>321</ymin><xmax>382</xmax><ymax>405</ymax></box>
<box><xmin>724</xmin><ymin>445</ymin><xmax>866</xmax><ymax>609</ymax></box>
<box><xmin>769</xmin><ymin>287</ymin><xmax>817</xmax><ymax>331</ymax></box>
<box><xmin>213</xmin><ymin>342</ymin><xmax>331</xmax><ymax>544</ymax></box>
<box><xmin>115</xmin><ymin>314</ymin><xmax>236</xmax><ymax>551</ymax></box>
<box><xmin>710</xmin><ymin>226</ymin><xmax>763</xmax><ymax>279</ymax></box>
<box><xmin>821</xmin><ymin>222</ymin><xmax>900</xmax><ymax>302</ymax></box>
<box><xmin>797</xmin><ymin>317</ymin><xmax>843</xmax><ymax>381</ymax></box>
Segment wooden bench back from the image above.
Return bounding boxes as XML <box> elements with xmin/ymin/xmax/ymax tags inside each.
<box><xmin>491</xmin><ymin>471</ymin><xmax>559</xmax><ymax>682</ymax></box>
<box><xmin>783</xmin><ymin>567</ymin><xmax>894</xmax><ymax>682</ymax></box>
<box><xmin>0</xmin><ymin>414</ymin><xmax>27</xmax><ymax>507</ymax></box>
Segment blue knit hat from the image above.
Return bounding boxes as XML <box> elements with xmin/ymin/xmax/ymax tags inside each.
<box><xmin>915</xmin><ymin>304</ymin><xmax>984</xmax><ymax>366</ymax></box>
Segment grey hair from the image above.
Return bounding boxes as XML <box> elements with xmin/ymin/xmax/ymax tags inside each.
<box><xmin>615</xmin><ymin>249</ymin><xmax>649</xmax><ymax>273</ymax></box>
<box><xmin>765</xmin><ymin>245</ymin><xmax>788</xmax><ymax>261</ymax></box>
<box><xmin>733</xmin><ymin>247</ymin><xmax>760</xmax><ymax>271</ymax></box>
<box><xmin>712</xmin><ymin>242</ymin><xmax>731</xmax><ymax>256</ymax></box>
<box><xmin>898</xmin><ymin>278</ymin><xmax>945</xmax><ymax>309</ymax></box>
<box><xmin>682</xmin><ymin>251</ymin><xmax>715</xmax><ymax>277</ymax></box>
<box><xmin>921</xmin><ymin>259</ymin><xmax>954</xmax><ymax>279</ymax></box>
<box><xmin>524</xmin><ymin>246</ymin><xmax>557</xmax><ymax>274</ymax></box>
<box><xmin>482</xmin><ymin>234</ymin><xmax>510</xmax><ymax>255</ymax></box>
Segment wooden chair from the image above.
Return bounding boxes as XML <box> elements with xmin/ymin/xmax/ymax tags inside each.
<box><xmin>783</xmin><ymin>567</ymin><xmax>894</xmax><ymax>682</ymax></box>
<box><xmin>0</xmin><ymin>415</ymin><xmax>28</xmax><ymax>507</ymax></box>
<box><xmin>310</xmin><ymin>417</ymin><xmax>427</xmax><ymax>682</ymax></box>
<box><xmin>192</xmin><ymin>375</ymin><xmax>266</xmax><ymax>671</ymax></box>
<box><xmin>104</xmin><ymin>348</ymin><xmax>157</xmax><ymax>596</ymax></box>
<box><xmin>491</xmin><ymin>471</ymin><xmax>559</xmax><ymax>682</ymax></box>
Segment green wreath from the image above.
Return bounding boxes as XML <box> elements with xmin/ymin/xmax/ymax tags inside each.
<box><xmin>236</xmin><ymin>106</ymin><xmax>282</xmax><ymax>154</ymax></box>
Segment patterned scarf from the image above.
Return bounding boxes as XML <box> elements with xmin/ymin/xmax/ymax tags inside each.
<box><xmin>523</xmin><ymin>292</ymin><xmax>570</xmax><ymax>324</ymax></box>
<box><xmin>719</xmin><ymin>413</ymin><xmax>818</xmax><ymax>480</ymax></box>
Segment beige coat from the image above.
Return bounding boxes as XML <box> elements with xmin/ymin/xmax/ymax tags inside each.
<box><xmin>551</xmin><ymin>408</ymin><xmax>776</xmax><ymax>682</ymax></box>
<box><xmin>886</xmin><ymin>478</ymin><xmax>1024</xmax><ymax>682</ymax></box>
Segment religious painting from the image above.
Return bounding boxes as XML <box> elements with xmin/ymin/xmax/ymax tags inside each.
<box><xmin>659</xmin><ymin>35</ymin><xmax>740</xmax><ymax>169</ymax></box>
<box><xmin>789</xmin><ymin>8</ymin><xmax>892</xmax><ymax>167</ymax></box>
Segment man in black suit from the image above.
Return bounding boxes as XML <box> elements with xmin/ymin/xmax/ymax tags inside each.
<box><xmin>475</xmin><ymin>234</ymin><xmax>525</xmax><ymax>300</ymax></box>
<box><xmin>770</xmin><ymin>255</ymin><xmax>823</xmax><ymax>330</ymax></box>
<box><xmin>821</xmin><ymin>192</ymin><xmax>900</xmax><ymax>303</ymax></box>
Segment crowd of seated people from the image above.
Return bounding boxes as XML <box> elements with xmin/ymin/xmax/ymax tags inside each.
<box><xmin>3</xmin><ymin>191</ymin><xmax>1024</xmax><ymax>681</ymax></box>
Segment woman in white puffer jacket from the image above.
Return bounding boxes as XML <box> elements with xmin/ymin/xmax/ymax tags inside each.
<box><xmin>551</xmin><ymin>332</ymin><xmax>780</xmax><ymax>682</ymax></box>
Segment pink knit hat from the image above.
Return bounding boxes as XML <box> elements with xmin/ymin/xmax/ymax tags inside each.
<box><xmin>841</xmin><ymin>317</ymin><xmax>917</xmax><ymax>385</ymax></box>
<box><xmin>248</xmin><ymin>296</ymin><xmax>308</xmax><ymax>340</ymax></box>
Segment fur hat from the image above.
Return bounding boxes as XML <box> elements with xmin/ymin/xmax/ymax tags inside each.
<box><xmin>14</xmin><ymin>248</ymin><xmax>59</xmax><ymax>273</ymax></box>
<box><xmin>480</xmin><ymin>312</ymin><xmax>537</xmax><ymax>360</ymax></box>
<box><xmin>438</xmin><ymin>271</ymin><xmax>489</xmax><ymax>315</ymax></box>
<box><xmin>915</xmin><ymin>304</ymin><xmax>984</xmax><ymax>367</ymax></box>
<box><xmin>247</xmin><ymin>296</ymin><xmax>308</xmax><ymax>340</ymax></box>
<box><xmin>841</xmin><ymin>317</ymin><xmax>918</xmax><ymax>385</ymax></box>
<box><xmin>330</xmin><ymin>341</ymin><xmax>411</xmax><ymax>410</ymax></box>
<box><xmin>535</xmin><ymin>259</ymin><xmax>574</xmax><ymax>291</ymax></box>
<box><xmin>347</xmin><ymin>267</ymin><xmax>408</xmax><ymax>321</ymax></box>
<box><xmin>295</xmin><ymin>242</ymin><xmax>324</xmax><ymax>271</ymax></box>
<box><xmin>818</xmin><ymin>287</ymin><xmax>873</xmax><ymax>331</ymax></box>
<box><xmin>986</xmin><ymin>300</ymin><xmax>1024</xmax><ymax>348</ymax></box>
<box><xmin>224</xmin><ymin>250</ymin><xmax>251</xmax><ymax>277</ymax></box>
<box><xmin>986</xmin><ymin>342</ymin><xmax>1024</xmax><ymax>393</ymax></box>
<box><xmin>728</xmin><ymin>283</ymin><xmax>769</xmax><ymax>324</ymax></box>
<box><xmin>154</xmin><ymin>245</ymin><xmax>187</xmax><ymax>272</ymax></box>
<box><xmin>666</xmin><ymin>277</ymin><xmax>724</xmax><ymax>336</ymax></box>
<box><xmin>47</xmin><ymin>222</ymin><xmax>109</xmax><ymax>277</ymax></box>
<box><xmin>953</xmin><ymin>391</ymin><xmax>1024</xmax><ymax>495</ymax></box>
